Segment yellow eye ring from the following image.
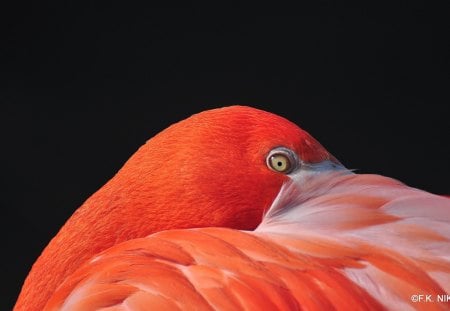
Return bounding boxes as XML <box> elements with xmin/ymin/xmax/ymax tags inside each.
<box><xmin>266</xmin><ymin>147</ymin><xmax>298</xmax><ymax>174</ymax></box>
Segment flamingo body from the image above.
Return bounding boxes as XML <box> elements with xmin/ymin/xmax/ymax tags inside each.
<box><xmin>46</xmin><ymin>169</ymin><xmax>450</xmax><ymax>310</ymax></box>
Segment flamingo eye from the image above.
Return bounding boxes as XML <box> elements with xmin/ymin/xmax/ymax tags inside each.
<box><xmin>266</xmin><ymin>147</ymin><xmax>298</xmax><ymax>174</ymax></box>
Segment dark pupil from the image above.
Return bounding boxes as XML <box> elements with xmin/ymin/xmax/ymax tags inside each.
<box><xmin>277</xmin><ymin>161</ymin><xmax>283</xmax><ymax>167</ymax></box>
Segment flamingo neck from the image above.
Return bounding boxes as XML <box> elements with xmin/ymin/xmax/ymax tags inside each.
<box><xmin>14</xmin><ymin>183</ymin><xmax>167</xmax><ymax>311</ymax></box>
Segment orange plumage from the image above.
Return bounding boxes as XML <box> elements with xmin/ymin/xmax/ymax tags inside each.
<box><xmin>15</xmin><ymin>106</ymin><xmax>450</xmax><ymax>310</ymax></box>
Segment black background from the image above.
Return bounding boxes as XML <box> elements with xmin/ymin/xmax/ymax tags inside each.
<box><xmin>1</xmin><ymin>2</ymin><xmax>449</xmax><ymax>309</ymax></box>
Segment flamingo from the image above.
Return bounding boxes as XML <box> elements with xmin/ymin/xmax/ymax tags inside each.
<box><xmin>15</xmin><ymin>106</ymin><xmax>450</xmax><ymax>310</ymax></box>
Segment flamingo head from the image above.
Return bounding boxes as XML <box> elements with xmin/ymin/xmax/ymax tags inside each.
<box><xmin>109</xmin><ymin>105</ymin><xmax>340</xmax><ymax>232</ymax></box>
